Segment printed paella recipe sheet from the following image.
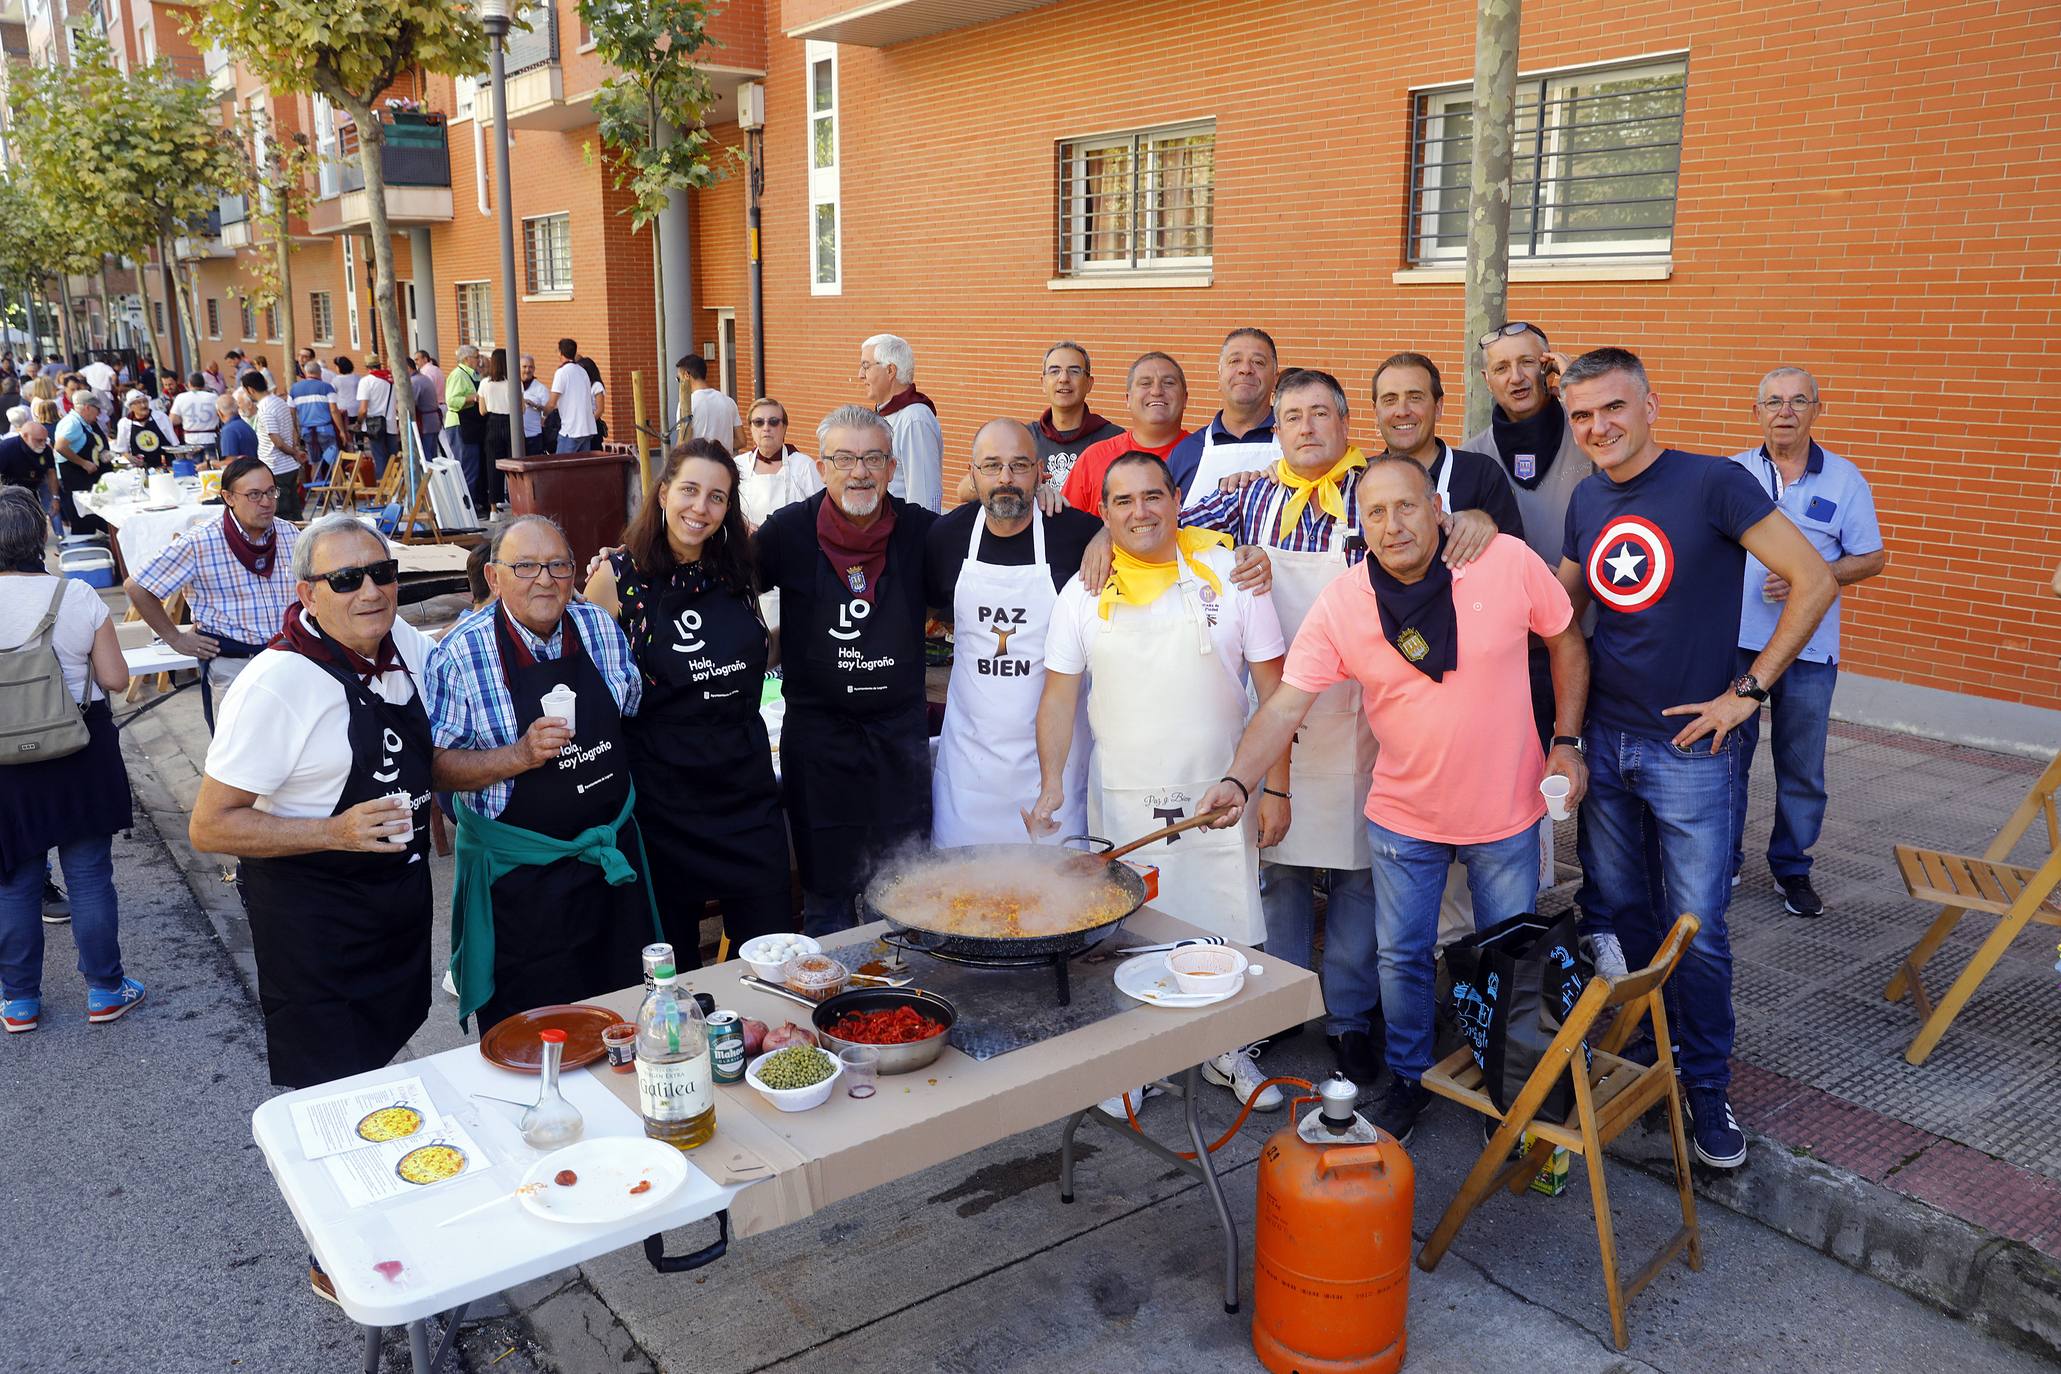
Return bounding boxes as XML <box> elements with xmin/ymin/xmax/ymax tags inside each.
<box><xmin>289</xmin><ymin>1075</ymin><xmax>442</xmax><ymax>1161</ymax></box>
<box><xmin>325</xmin><ymin>1120</ymin><xmax>491</xmax><ymax>1210</ymax></box>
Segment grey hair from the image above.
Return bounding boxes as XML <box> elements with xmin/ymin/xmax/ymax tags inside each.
<box><xmin>1042</xmin><ymin>340</ymin><xmax>1092</xmax><ymax>374</ymax></box>
<box><xmin>816</xmin><ymin>402</ymin><xmax>892</xmax><ymax>452</ymax></box>
<box><xmin>1559</xmin><ymin>346</ymin><xmax>1649</xmax><ymax>395</ymax></box>
<box><xmin>1274</xmin><ymin>367</ymin><xmax>1350</xmax><ymax>418</ymax></box>
<box><xmin>488</xmin><ymin>513</ymin><xmax>570</xmax><ymax>560</ymax></box>
<box><xmin>862</xmin><ymin>333</ymin><xmax>914</xmax><ymax>385</ymax></box>
<box><xmin>456</xmin><ymin>344</ymin><xmax>480</xmax><ymax>364</ymax></box>
<box><xmin>5</xmin><ymin>404</ymin><xmax>28</xmax><ymax>429</ymax></box>
<box><xmin>214</xmin><ymin>393</ymin><xmax>238</xmax><ymax>419</ymax></box>
<box><xmin>519</xmin><ymin>354</ymin><xmax>535</xmax><ymax>367</ymax></box>
<box><xmin>291</xmin><ymin>514</ymin><xmax>390</xmax><ymax>581</ymax></box>
<box><xmin>0</xmin><ymin>486</ymin><xmax>44</xmax><ymax>569</ymax></box>
<box><xmin>301</xmin><ymin>360</ymin><xmax>323</xmax><ymax>378</ymax></box>
<box><xmin>1757</xmin><ymin>366</ymin><xmax>1819</xmax><ymax>401</ymax></box>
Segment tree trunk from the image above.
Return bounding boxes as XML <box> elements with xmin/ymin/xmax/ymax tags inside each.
<box><xmin>156</xmin><ymin>231</ymin><xmax>191</xmax><ymax>379</ymax></box>
<box><xmin>1462</xmin><ymin>0</ymin><xmax>1521</xmax><ymax>438</ymax></box>
<box><xmin>274</xmin><ymin>200</ymin><xmax>297</xmax><ymax>365</ymax></box>
<box><xmin>95</xmin><ymin>262</ymin><xmax>115</xmax><ymax>350</ymax></box>
<box><xmin>139</xmin><ymin>253</ymin><xmax>173</xmax><ymax>376</ymax></box>
<box><xmin>338</xmin><ymin>97</ymin><xmax>405</xmax><ymax>386</ymax></box>
<box><xmin>52</xmin><ymin>276</ymin><xmax>80</xmax><ymax>364</ymax></box>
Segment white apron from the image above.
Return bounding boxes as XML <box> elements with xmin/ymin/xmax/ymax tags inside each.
<box><xmin>931</xmin><ymin>509</ymin><xmax>1088</xmax><ymax>846</ymax></box>
<box><xmin>1086</xmin><ymin>573</ymin><xmax>1265</xmax><ymax>944</ymax></box>
<box><xmin>1427</xmin><ymin>441</ymin><xmax>1457</xmax><ymax>517</ymax></box>
<box><xmin>1255</xmin><ymin>486</ymin><xmax>1377</xmax><ymax>871</ymax></box>
<box><xmin>1181</xmin><ymin>422</ymin><xmax>1281</xmax><ymax>511</ymax></box>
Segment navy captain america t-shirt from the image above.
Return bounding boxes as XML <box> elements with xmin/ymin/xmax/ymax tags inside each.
<box><xmin>1563</xmin><ymin>449</ymin><xmax>1775</xmax><ymax>741</ymax></box>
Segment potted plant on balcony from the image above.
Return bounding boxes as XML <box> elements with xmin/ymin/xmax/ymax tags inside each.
<box><xmin>383</xmin><ymin>96</ymin><xmax>442</xmax><ymax>128</ymax></box>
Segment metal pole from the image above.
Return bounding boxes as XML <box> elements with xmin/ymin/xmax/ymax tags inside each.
<box><xmin>1462</xmin><ymin>0</ymin><xmax>1522</xmax><ymax>437</ymax></box>
<box><xmin>488</xmin><ymin>23</ymin><xmax>524</xmax><ymax>478</ymax></box>
<box><xmin>748</xmin><ymin>128</ymin><xmax>765</xmax><ymax>397</ymax></box>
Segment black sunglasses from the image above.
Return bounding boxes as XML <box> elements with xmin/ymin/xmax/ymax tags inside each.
<box><xmin>313</xmin><ymin>558</ymin><xmax>400</xmax><ymax>593</ymax></box>
<box><xmin>1476</xmin><ymin>321</ymin><xmax>1549</xmax><ymax>350</ymax></box>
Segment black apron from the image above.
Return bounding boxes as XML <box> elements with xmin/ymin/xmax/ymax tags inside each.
<box><xmin>239</xmin><ymin>656</ymin><xmax>434</xmax><ymax>1090</ymax></box>
<box><xmin>782</xmin><ymin>549</ymin><xmax>931</xmax><ymax>898</ymax></box>
<box><xmin>477</xmin><ymin>610</ymin><xmax>652</xmax><ymax>1031</ymax></box>
<box><xmin>628</xmin><ymin>581</ymin><xmax>790</xmax><ymax>949</ymax></box>
<box><xmin>57</xmin><ymin>425</ymin><xmax>106</xmax><ymax>532</ymax></box>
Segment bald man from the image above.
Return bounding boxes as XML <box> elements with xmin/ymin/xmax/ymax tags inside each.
<box><xmin>925</xmin><ymin>419</ymin><xmax>1105</xmax><ymax>845</ymax></box>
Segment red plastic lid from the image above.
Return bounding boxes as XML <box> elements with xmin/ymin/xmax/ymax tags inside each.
<box><xmin>538</xmin><ymin>1028</ymin><xmax>568</xmax><ymax>1044</ymax></box>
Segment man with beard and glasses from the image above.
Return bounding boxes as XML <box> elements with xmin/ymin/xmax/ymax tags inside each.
<box><xmin>926</xmin><ymin>419</ymin><xmax>1103</xmax><ymax>847</ymax></box>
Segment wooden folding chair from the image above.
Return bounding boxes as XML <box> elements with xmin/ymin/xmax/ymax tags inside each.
<box><xmin>303</xmin><ymin>450</ymin><xmax>370</xmax><ymax>516</ymax></box>
<box><xmin>1884</xmin><ymin>749</ymin><xmax>2061</xmax><ymax>1065</ymax></box>
<box><xmin>1418</xmin><ymin>913</ymin><xmax>1704</xmax><ymax>1352</ymax></box>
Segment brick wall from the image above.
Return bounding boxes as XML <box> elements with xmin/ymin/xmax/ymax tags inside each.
<box><xmin>742</xmin><ymin>0</ymin><xmax>2061</xmax><ymax>711</ymax></box>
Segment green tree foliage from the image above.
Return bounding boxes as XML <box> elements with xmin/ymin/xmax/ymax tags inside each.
<box><xmin>233</xmin><ymin>107</ymin><xmax>318</xmax><ymax>363</ymax></box>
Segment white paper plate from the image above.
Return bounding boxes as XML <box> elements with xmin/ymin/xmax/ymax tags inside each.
<box><xmin>518</xmin><ymin>1136</ymin><xmax>689</xmax><ymax>1225</ymax></box>
<box><xmin>1114</xmin><ymin>952</ymin><xmax>1245</xmax><ymax>1009</ymax></box>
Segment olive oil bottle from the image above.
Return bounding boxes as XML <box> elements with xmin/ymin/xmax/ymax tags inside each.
<box><xmin>636</xmin><ymin>963</ymin><xmax>715</xmax><ymax>1150</ymax></box>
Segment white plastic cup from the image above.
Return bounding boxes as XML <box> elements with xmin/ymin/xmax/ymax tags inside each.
<box><xmin>383</xmin><ymin>790</ymin><xmax>415</xmax><ymax>845</ymax></box>
<box><xmin>541</xmin><ymin>684</ymin><xmax>577</xmax><ymax>738</ymax></box>
<box><xmin>1539</xmin><ymin>774</ymin><xmax>1573</xmax><ymax>822</ymax></box>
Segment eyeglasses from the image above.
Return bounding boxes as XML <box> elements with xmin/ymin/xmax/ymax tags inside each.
<box><xmin>313</xmin><ymin>558</ymin><xmax>400</xmax><ymax>593</ymax></box>
<box><xmin>228</xmin><ymin>485</ymin><xmax>280</xmax><ymax>503</ymax></box>
<box><xmin>494</xmin><ymin>557</ymin><xmax>578</xmax><ymax>581</ymax></box>
<box><xmin>826</xmin><ymin>450</ymin><xmax>890</xmax><ymax>470</ymax></box>
<box><xmin>750</xmin><ymin>416</ymin><xmax>786</xmax><ymax>427</ymax></box>
<box><xmin>856</xmin><ymin>359</ymin><xmax>884</xmax><ymax>374</ymax></box>
<box><xmin>972</xmin><ymin>459</ymin><xmax>1041</xmax><ymax>478</ymax></box>
<box><xmin>1476</xmin><ymin>321</ymin><xmax>1549</xmax><ymax>350</ymax></box>
<box><xmin>1042</xmin><ymin>365</ymin><xmax>1088</xmax><ymax>379</ymax></box>
<box><xmin>1756</xmin><ymin>395</ymin><xmax>1819</xmax><ymax>412</ymax></box>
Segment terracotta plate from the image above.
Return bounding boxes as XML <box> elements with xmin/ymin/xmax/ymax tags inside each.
<box><xmin>480</xmin><ymin>1003</ymin><xmax>625</xmax><ymax>1074</ymax></box>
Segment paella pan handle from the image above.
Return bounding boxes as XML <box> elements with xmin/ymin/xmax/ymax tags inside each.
<box><xmin>1057</xmin><ymin>833</ymin><xmax>1114</xmax><ymax>856</ymax></box>
<box><xmin>1101</xmin><ymin>806</ymin><xmax>1235</xmax><ymax>864</ymax></box>
<box><xmin>878</xmin><ymin>928</ymin><xmax>946</xmax><ymax>958</ymax></box>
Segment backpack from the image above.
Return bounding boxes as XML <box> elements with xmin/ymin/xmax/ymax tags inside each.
<box><xmin>0</xmin><ymin>579</ymin><xmax>90</xmax><ymax>764</ymax></box>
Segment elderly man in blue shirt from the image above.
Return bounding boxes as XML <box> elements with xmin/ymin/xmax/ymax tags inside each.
<box><xmin>425</xmin><ymin>514</ymin><xmax>659</xmax><ymax>1032</ymax></box>
<box><xmin>1727</xmin><ymin>368</ymin><xmax>1886</xmax><ymax>917</ymax></box>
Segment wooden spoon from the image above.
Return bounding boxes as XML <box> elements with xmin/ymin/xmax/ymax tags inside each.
<box><xmin>1080</xmin><ymin>807</ymin><xmax>1236</xmax><ymax>869</ymax></box>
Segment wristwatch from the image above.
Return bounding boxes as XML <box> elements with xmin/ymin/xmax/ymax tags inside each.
<box><xmin>1550</xmin><ymin>735</ymin><xmax>1585</xmax><ymax>754</ymax></box>
<box><xmin>1733</xmin><ymin>673</ymin><xmax>1770</xmax><ymax>703</ymax></box>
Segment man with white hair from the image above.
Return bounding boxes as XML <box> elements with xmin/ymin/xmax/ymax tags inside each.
<box><xmin>757</xmin><ymin>402</ymin><xmax>939</xmax><ymax>931</ymax></box>
<box><xmin>444</xmin><ymin>344</ymin><xmax>486</xmax><ymax>510</ymax></box>
<box><xmin>858</xmin><ymin>333</ymin><xmax>942</xmax><ymax>511</ymax></box>
<box><xmin>1727</xmin><ymin>367</ymin><xmax>1885</xmax><ymax>917</ymax></box>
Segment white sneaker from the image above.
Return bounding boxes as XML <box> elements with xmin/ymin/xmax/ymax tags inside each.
<box><xmin>1586</xmin><ymin>931</ymin><xmax>1630</xmax><ymax>982</ymax></box>
<box><xmin>1203</xmin><ymin>1045</ymin><xmax>1285</xmax><ymax>1112</ymax></box>
<box><xmin>1098</xmin><ymin>1083</ymin><xmax>1163</xmax><ymax>1117</ymax></box>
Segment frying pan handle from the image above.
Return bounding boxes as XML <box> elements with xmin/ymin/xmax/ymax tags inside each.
<box><xmin>1058</xmin><ymin>834</ymin><xmax>1114</xmax><ymax>855</ymax></box>
<box><xmin>738</xmin><ymin>975</ymin><xmax>820</xmax><ymax>1010</ymax></box>
<box><xmin>1103</xmin><ymin>807</ymin><xmax>1236</xmax><ymax>863</ymax></box>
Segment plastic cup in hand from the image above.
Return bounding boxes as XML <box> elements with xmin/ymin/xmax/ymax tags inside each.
<box><xmin>839</xmin><ymin>1046</ymin><xmax>879</xmax><ymax>1099</ymax></box>
<box><xmin>383</xmin><ymin>790</ymin><xmax>415</xmax><ymax>845</ymax></box>
<box><xmin>540</xmin><ymin>684</ymin><xmax>577</xmax><ymax>738</ymax></box>
<box><xmin>1539</xmin><ymin>774</ymin><xmax>1573</xmax><ymax>822</ymax></box>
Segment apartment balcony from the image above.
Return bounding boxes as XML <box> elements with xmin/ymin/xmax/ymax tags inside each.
<box><xmin>499</xmin><ymin>4</ymin><xmax>590</xmax><ymax>131</ymax></box>
<box><xmin>780</xmin><ymin>0</ymin><xmax>1055</xmax><ymax>46</ymax></box>
<box><xmin>306</xmin><ymin>117</ymin><xmax>453</xmax><ymax>235</ymax></box>
<box><xmin>173</xmin><ymin>205</ymin><xmax>231</xmax><ymax>259</ymax></box>
<box><xmin>218</xmin><ymin>192</ymin><xmax>252</xmax><ymax>249</ymax></box>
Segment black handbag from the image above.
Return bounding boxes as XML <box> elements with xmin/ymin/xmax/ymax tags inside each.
<box><xmin>1446</xmin><ymin>911</ymin><xmax>1595</xmax><ymax>1121</ymax></box>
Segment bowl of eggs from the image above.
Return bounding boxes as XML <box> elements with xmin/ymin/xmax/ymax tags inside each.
<box><xmin>739</xmin><ymin>932</ymin><xmax>822</xmax><ymax>982</ymax></box>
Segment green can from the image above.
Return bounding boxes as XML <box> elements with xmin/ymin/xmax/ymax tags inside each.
<box><xmin>708</xmin><ymin>1010</ymin><xmax>746</xmax><ymax>1084</ymax></box>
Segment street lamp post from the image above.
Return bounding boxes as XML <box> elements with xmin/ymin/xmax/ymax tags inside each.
<box><xmin>481</xmin><ymin>0</ymin><xmax>524</xmax><ymax>475</ymax></box>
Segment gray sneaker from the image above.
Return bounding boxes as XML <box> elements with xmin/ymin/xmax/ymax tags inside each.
<box><xmin>1584</xmin><ymin>931</ymin><xmax>1630</xmax><ymax>981</ymax></box>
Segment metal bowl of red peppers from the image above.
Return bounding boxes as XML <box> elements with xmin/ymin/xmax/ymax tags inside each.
<box><xmin>811</xmin><ymin>987</ymin><xmax>956</xmax><ymax>1076</ymax></box>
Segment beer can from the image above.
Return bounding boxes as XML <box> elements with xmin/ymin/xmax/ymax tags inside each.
<box><xmin>641</xmin><ymin>942</ymin><xmax>676</xmax><ymax>994</ymax></box>
<box><xmin>708</xmin><ymin>1011</ymin><xmax>745</xmax><ymax>1084</ymax></box>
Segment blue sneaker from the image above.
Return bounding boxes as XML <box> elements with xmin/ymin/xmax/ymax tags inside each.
<box><xmin>1685</xmin><ymin>1085</ymin><xmax>1747</xmax><ymax>1169</ymax></box>
<box><xmin>3</xmin><ymin>996</ymin><xmax>40</xmax><ymax>1033</ymax></box>
<box><xmin>86</xmin><ymin>978</ymin><xmax>146</xmax><ymax>1024</ymax></box>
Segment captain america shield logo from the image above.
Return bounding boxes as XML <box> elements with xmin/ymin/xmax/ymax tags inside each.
<box><xmin>1586</xmin><ymin>516</ymin><xmax>1675</xmax><ymax>611</ymax></box>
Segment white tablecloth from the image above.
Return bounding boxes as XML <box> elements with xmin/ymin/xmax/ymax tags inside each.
<box><xmin>72</xmin><ymin>490</ymin><xmax>216</xmax><ymax>572</ymax></box>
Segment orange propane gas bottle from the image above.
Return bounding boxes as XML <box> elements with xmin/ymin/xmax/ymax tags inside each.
<box><xmin>1252</xmin><ymin>1075</ymin><xmax>1414</xmax><ymax>1374</ymax></box>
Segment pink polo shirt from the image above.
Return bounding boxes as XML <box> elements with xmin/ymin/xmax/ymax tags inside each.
<box><xmin>1284</xmin><ymin>534</ymin><xmax>1572</xmax><ymax>844</ymax></box>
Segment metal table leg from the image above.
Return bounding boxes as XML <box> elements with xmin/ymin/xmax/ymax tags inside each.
<box><xmin>404</xmin><ymin>1302</ymin><xmax>469</xmax><ymax>1374</ymax></box>
<box><xmin>1181</xmin><ymin>1063</ymin><xmax>1241</xmax><ymax>1314</ymax></box>
<box><xmin>361</xmin><ymin>1324</ymin><xmax>382</xmax><ymax>1374</ymax></box>
<box><xmin>1057</xmin><ymin>1107</ymin><xmax>1090</xmax><ymax>1204</ymax></box>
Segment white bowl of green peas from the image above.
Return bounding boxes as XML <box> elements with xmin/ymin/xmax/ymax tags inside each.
<box><xmin>744</xmin><ymin>1045</ymin><xmax>843</xmax><ymax>1113</ymax></box>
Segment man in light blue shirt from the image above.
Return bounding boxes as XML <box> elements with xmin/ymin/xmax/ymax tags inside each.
<box><xmin>288</xmin><ymin>362</ymin><xmax>344</xmax><ymax>481</ymax></box>
<box><xmin>1728</xmin><ymin>367</ymin><xmax>1886</xmax><ymax>917</ymax></box>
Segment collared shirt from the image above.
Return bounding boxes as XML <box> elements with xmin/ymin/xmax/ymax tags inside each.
<box><xmin>1182</xmin><ymin>464</ymin><xmax>1370</xmax><ymax>562</ymax></box>
<box><xmin>132</xmin><ymin>517</ymin><xmax>301</xmax><ymax>645</ymax></box>
<box><xmin>443</xmin><ymin>364</ymin><xmax>480</xmax><ymax>430</ymax></box>
<box><xmin>423</xmin><ymin>601</ymin><xmax>643</xmax><ymax>819</ymax></box>
<box><xmin>289</xmin><ymin>377</ymin><xmax>339</xmax><ymax>432</ymax></box>
<box><xmin>254</xmin><ymin>394</ymin><xmax>298</xmax><ymax>476</ymax></box>
<box><xmin>1166</xmin><ymin>411</ymin><xmax>1279</xmax><ymax>498</ymax></box>
<box><xmin>1729</xmin><ymin>441</ymin><xmax>1882</xmax><ymax>664</ymax></box>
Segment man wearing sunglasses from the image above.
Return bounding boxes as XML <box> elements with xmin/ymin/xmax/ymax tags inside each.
<box><xmin>126</xmin><ymin>456</ymin><xmax>301</xmax><ymax>732</ymax></box>
<box><xmin>426</xmin><ymin>516</ymin><xmax>657</xmax><ymax>1032</ymax></box>
<box><xmin>190</xmin><ymin>515</ymin><xmax>437</xmax><ymax>1093</ymax></box>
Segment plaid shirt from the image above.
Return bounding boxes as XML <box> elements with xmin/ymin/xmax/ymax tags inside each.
<box><xmin>424</xmin><ymin>600</ymin><xmax>643</xmax><ymax>820</ymax></box>
<box><xmin>1183</xmin><ymin>465</ymin><xmax>1369</xmax><ymax>564</ymax></box>
<box><xmin>132</xmin><ymin>517</ymin><xmax>301</xmax><ymax>646</ymax></box>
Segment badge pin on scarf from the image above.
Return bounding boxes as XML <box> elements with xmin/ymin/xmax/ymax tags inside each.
<box><xmin>845</xmin><ymin>565</ymin><xmax>866</xmax><ymax>593</ymax></box>
<box><xmin>1515</xmin><ymin>453</ymin><xmax>1536</xmax><ymax>481</ymax></box>
<box><xmin>1396</xmin><ymin>627</ymin><xmax>1431</xmax><ymax>663</ymax></box>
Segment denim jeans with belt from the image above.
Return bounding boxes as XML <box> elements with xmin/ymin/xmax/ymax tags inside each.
<box><xmin>1260</xmin><ymin>862</ymin><xmax>1379</xmax><ymax>1037</ymax></box>
<box><xmin>0</xmin><ymin>835</ymin><xmax>124</xmax><ymax>999</ymax></box>
<box><xmin>1365</xmin><ymin>818</ymin><xmax>1541</xmax><ymax>1083</ymax></box>
<box><xmin>1578</xmin><ymin>723</ymin><xmax>1738</xmax><ymax>1089</ymax></box>
<box><xmin>1730</xmin><ymin>649</ymin><xmax>1838</xmax><ymax>883</ymax></box>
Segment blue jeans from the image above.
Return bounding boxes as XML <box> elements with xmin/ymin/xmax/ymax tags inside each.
<box><xmin>1260</xmin><ymin>862</ymin><xmax>1380</xmax><ymax>1036</ymax></box>
<box><xmin>1366</xmin><ymin>818</ymin><xmax>1541</xmax><ymax>1083</ymax></box>
<box><xmin>456</xmin><ymin>436</ymin><xmax>486</xmax><ymax>512</ymax></box>
<box><xmin>0</xmin><ymin>835</ymin><xmax>124</xmax><ymax>1000</ymax></box>
<box><xmin>1579</xmin><ymin>724</ymin><xmax>1738</xmax><ymax>1089</ymax></box>
<box><xmin>367</xmin><ymin>428</ymin><xmax>397</xmax><ymax>478</ymax></box>
<box><xmin>1731</xmin><ymin>650</ymin><xmax>1837</xmax><ymax>882</ymax></box>
<box><xmin>556</xmin><ymin>433</ymin><xmax>593</xmax><ymax>454</ymax></box>
<box><xmin>303</xmin><ymin>424</ymin><xmax>338</xmax><ymax>479</ymax></box>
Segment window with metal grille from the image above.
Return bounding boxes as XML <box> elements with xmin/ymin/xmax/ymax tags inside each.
<box><xmin>206</xmin><ymin>298</ymin><xmax>220</xmax><ymax>338</ymax></box>
<box><xmin>239</xmin><ymin>297</ymin><xmax>255</xmax><ymax>339</ymax></box>
<box><xmin>455</xmin><ymin>281</ymin><xmax>492</xmax><ymax>350</ymax></box>
<box><xmin>265</xmin><ymin>303</ymin><xmax>281</xmax><ymax>342</ymax></box>
<box><xmin>1408</xmin><ymin>57</ymin><xmax>1686</xmax><ymax>263</ymax></box>
<box><xmin>1056</xmin><ymin>121</ymin><xmax>1215</xmax><ymax>276</ymax></box>
<box><xmin>310</xmin><ymin>291</ymin><xmax>333</xmax><ymax>344</ymax></box>
<box><xmin>806</xmin><ymin>41</ymin><xmax>840</xmax><ymax>295</ymax></box>
<box><xmin>153</xmin><ymin>300</ymin><xmax>164</xmax><ymax>333</ymax></box>
<box><xmin>522</xmin><ymin>213</ymin><xmax>572</xmax><ymax>294</ymax></box>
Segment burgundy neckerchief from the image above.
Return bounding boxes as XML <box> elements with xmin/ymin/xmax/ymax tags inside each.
<box><xmin>272</xmin><ymin>603</ymin><xmax>405</xmax><ymax>687</ymax></box>
<box><xmin>221</xmin><ymin>510</ymin><xmax>279</xmax><ymax>579</ymax></box>
<box><xmin>1035</xmin><ymin>407</ymin><xmax>1113</xmax><ymax>443</ymax></box>
<box><xmin>876</xmin><ymin>386</ymin><xmax>937</xmax><ymax>420</ymax></box>
<box><xmin>815</xmin><ymin>493</ymin><xmax>897</xmax><ymax>604</ymax></box>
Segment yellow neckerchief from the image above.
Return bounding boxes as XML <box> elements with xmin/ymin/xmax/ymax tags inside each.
<box><xmin>1275</xmin><ymin>446</ymin><xmax>1367</xmax><ymax>541</ymax></box>
<box><xmin>1098</xmin><ymin>527</ymin><xmax>1233</xmax><ymax>619</ymax></box>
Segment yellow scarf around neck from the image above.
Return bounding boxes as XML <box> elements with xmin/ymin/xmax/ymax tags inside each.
<box><xmin>1098</xmin><ymin>527</ymin><xmax>1233</xmax><ymax>619</ymax></box>
<box><xmin>1275</xmin><ymin>446</ymin><xmax>1367</xmax><ymax>541</ymax></box>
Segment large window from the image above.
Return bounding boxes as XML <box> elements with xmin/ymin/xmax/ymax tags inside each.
<box><xmin>239</xmin><ymin>296</ymin><xmax>255</xmax><ymax>339</ymax></box>
<box><xmin>806</xmin><ymin>40</ymin><xmax>840</xmax><ymax>295</ymax></box>
<box><xmin>522</xmin><ymin>213</ymin><xmax>572</xmax><ymax>295</ymax></box>
<box><xmin>455</xmin><ymin>281</ymin><xmax>492</xmax><ymax>350</ymax></box>
<box><xmin>1409</xmin><ymin>57</ymin><xmax>1687</xmax><ymax>263</ymax></box>
<box><xmin>206</xmin><ymin>297</ymin><xmax>220</xmax><ymax>339</ymax></box>
<box><xmin>310</xmin><ymin>291</ymin><xmax>333</xmax><ymax>344</ymax></box>
<box><xmin>265</xmin><ymin>303</ymin><xmax>281</xmax><ymax>342</ymax></box>
<box><xmin>1056</xmin><ymin>121</ymin><xmax>1215</xmax><ymax>277</ymax></box>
